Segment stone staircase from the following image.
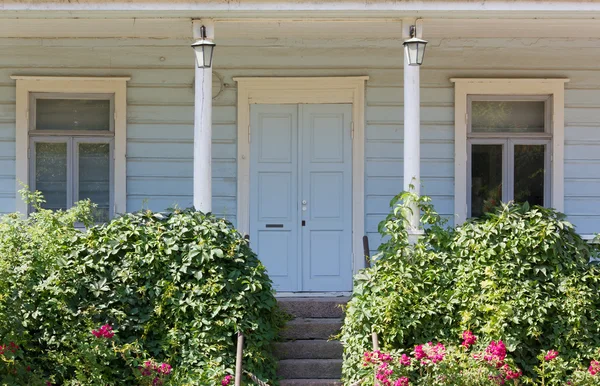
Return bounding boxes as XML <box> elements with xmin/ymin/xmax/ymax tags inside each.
<box><xmin>275</xmin><ymin>297</ymin><xmax>349</xmax><ymax>386</ymax></box>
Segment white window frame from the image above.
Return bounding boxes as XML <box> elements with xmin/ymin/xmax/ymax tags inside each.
<box><xmin>12</xmin><ymin>76</ymin><xmax>130</xmax><ymax>216</ymax></box>
<box><xmin>451</xmin><ymin>78</ymin><xmax>568</xmax><ymax>225</ymax></box>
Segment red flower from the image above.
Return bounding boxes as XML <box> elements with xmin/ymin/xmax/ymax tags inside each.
<box><xmin>502</xmin><ymin>364</ymin><xmax>522</xmax><ymax>380</ymax></box>
<box><xmin>158</xmin><ymin>363</ymin><xmax>172</xmax><ymax>375</ymax></box>
<box><xmin>483</xmin><ymin>341</ymin><xmax>507</xmax><ymax>368</ymax></box>
<box><xmin>394</xmin><ymin>377</ymin><xmax>410</xmax><ymax>386</ymax></box>
<box><xmin>399</xmin><ymin>353</ymin><xmax>411</xmax><ymax>366</ymax></box>
<box><xmin>544</xmin><ymin>350</ymin><xmax>559</xmax><ymax>361</ymax></box>
<box><xmin>414</xmin><ymin>342</ymin><xmax>446</xmax><ymax>364</ymax></box>
<box><xmin>589</xmin><ymin>360</ymin><xmax>600</xmax><ymax>376</ymax></box>
<box><xmin>92</xmin><ymin>324</ymin><xmax>114</xmax><ymax>339</ymax></box>
<box><xmin>8</xmin><ymin>342</ymin><xmax>19</xmax><ymax>353</ymax></box>
<box><xmin>461</xmin><ymin>330</ymin><xmax>477</xmax><ymax>349</ymax></box>
<box><xmin>221</xmin><ymin>375</ymin><xmax>233</xmax><ymax>386</ymax></box>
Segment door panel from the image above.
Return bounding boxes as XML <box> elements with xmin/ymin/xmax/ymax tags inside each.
<box><xmin>300</xmin><ymin>104</ymin><xmax>353</xmax><ymax>292</ymax></box>
<box><xmin>250</xmin><ymin>103</ymin><xmax>353</xmax><ymax>292</ymax></box>
<box><xmin>250</xmin><ymin>105</ymin><xmax>299</xmax><ymax>291</ymax></box>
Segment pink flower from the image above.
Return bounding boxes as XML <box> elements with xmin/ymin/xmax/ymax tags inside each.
<box><xmin>414</xmin><ymin>345</ymin><xmax>427</xmax><ymax>360</ymax></box>
<box><xmin>380</xmin><ymin>352</ymin><xmax>392</xmax><ymax>362</ymax></box>
<box><xmin>92</xmin><ymin>324</ymin><xmax>114</xmax><ymax>339</ymax></box>
<box><xmin>544</xmin><ymin>350</ymin><xmax>559</xmax><ymax>361</ymax></box>
<box><xmin>502</xmin><ymin>364</ymin><xmax>522</xmax><ymax>380</ymax></box>
<box><xmin>152</xmin><ymin>377</ymin><xmax>163</xmax><ymax>386</ymax></box>
<box><xmin>461</xmin><ymin>330</ymin><xmax>477</xmax><ymax>349</ymax></box>
<box><xmin>158</xmin><ymin>363</ymin><xmax>172</xmax><ymax>375</ymax></box>
<box><xmin>221</xmin><ymin>375</ymin><xmax>233</xmax><ymax>386</ymax></box>
<box><xmin>141</xmin><ymin>366</ymin><xmax>153</xmax><ymax>377</ymax></box>
<box><xmin>394</xmin><ymin>377</ymin><xmax>410</xmax><ymax>386</ymax></box>
<box><xmin>483</xmin><ymin>340</ymin><xmax>507</xmax><ymax>368</ymax></box>
<box><xmin>414</xmin><ymin>342</ymin><xmax>446</xmax><ymax>365</ymax></box>
<box><xmin>399</xmin><ymin>353</ymin><xmax>411</xmax><ymax>366</ymax></box>
<box><xmin>589</xmin><ymin>360</ymin><xmax>600</xmax><ymax>376</ymax></box>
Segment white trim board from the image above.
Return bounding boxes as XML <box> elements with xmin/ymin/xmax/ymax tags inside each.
<box><xmin>6</xmin><ymin>1</ymin><xmax>600</xmax><ymax>13</ymax></box>
<box><xmin>451</xmin><ymin>78</ymin><xmax>568</xmax><ymax>225</ymax></box>
<box><xmin>12</xmin><ymin>76</ymin><xmax>129</xmax><ymax>216</ymax></box>
<box><xmin>234</xmin><ymin>76</ymin><xmax>368</xmax><ymax>277</ymax></box>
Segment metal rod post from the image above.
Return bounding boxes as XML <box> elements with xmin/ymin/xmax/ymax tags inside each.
<box><xmin>234</xmin><ymin>332</ymin><xmax>244</xmax><ymax>386</ymax></box>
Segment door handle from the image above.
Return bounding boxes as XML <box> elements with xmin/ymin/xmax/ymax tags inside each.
<box><xmin>302</xmin><ymin>220</ymin><xmax>306</xmax><ymax>227</ymax></box>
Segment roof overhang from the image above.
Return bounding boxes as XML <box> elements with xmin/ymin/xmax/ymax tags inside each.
<box><xmin>2</xmin><ymin>0</ymin><xmax>600</xmax><ymax>19</ymax></box>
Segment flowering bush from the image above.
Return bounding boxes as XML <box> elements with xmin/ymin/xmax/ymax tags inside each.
<box><xmin>340</xmin><ymin>192</ymin><xmax>600</xmax><ymax>384</ymax></box>
<box><xmin>0</xmin><ymin>190</ymin><xmax>285</xmax><ymax>385</ymax></box>
<box><xmin>359</xmin><ymin>331</ymin><xmax>600</xmax><ymax>385</ymax></box>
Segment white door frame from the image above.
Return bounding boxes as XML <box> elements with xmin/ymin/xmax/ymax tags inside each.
<box><xmin>234</xmin><ymin>76</ymin><xmax>368</xmax><ymax>276</ymax></box>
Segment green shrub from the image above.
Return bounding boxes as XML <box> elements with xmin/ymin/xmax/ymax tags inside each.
<box><xmin>340</xmin><ymin>192</ymin><xmax>600</xmax><ymax>384</ymax></box>
<box><xmin>0</xmin><ymin>190</ymin><xmax>285</xmax><ymax>385</ymax></box>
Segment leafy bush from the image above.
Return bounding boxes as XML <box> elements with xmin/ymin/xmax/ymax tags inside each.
<box><xmin>0</xmin><ymin>190</ymin><xmax>285</xmax><ymax>385</ymax></box>
<box><xmin>359</xmin><ymin>331</ymin><xmax>600</xmax><ymax>385</ymax></box>
<box><xmin>340</xmin><ymin>192</ymin><xmax>600</xmax><ymax>384</ymax></box>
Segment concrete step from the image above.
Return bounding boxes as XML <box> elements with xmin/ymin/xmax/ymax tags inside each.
<box><xmin>279</xmin><ymin>380</ymin><xmax>343</xmax><ymax>386</ymax></box>
<box><xmin>277</xmin><ymin>359</ymin><xmax>343</xmax><ymax>379</ymax></box>
<box><xmin>279</xmin><ymin>318</ymin><xmax>343</xmax><ymax>341</ymax></box>
<box><xmin>279</xmin><ymin>297</ymin><xmax>349</xmax><ymax>319</ymax></box>
<box><xmin>274</xmin><ymin>340</ymin><xmax>343</xmax><ymax>360</ymax></box>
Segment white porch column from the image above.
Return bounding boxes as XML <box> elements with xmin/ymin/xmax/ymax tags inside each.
<box><xmin>193</xmin><ymin>19</ymin><xmax>214</xmax><ymax>212</ymax></box>
<box><xmin>402</xmin><ymin>20</ymin><xmax>422</xmax><ymax>233</ymax></box>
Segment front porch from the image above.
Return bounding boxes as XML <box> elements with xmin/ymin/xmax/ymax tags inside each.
<box><xmin>1</xmin><ymin>10</ymin><xmax>600</xmax><ymax>290</ymax></box>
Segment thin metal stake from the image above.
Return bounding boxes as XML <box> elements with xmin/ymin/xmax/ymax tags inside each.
<box><xmin>235</xmin><ymin>332</ymin><xmax>244</xmax><ymax>386</ymax></box>
<box><xmin>372</xmin><ymin>331</ymin><xmax>380</xmax><ymax>386</ymax></box>
<box><xmin>372</xmin><ymin>331</ymin><xmax>380</xmax><ymax>350</ymax></box>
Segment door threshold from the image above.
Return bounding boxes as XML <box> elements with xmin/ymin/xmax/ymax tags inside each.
<box><xmin>275</xmin><ymin>291</ymin><xmax>352</xmax><ymax>298</ymax></box>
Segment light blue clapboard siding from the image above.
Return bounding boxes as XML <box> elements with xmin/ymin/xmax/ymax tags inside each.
<box><xmin>0</xmin><ymin>22</ymin><xmax>599</xmax><ymax>240</ymax></box>
<box><xmin>564</xmin><ymin>89</ymin><xmax>600</xmax><ymax>234</ymax></box>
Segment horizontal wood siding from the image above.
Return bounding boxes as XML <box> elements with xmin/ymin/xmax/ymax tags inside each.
<box><xmin>0</xmin><ymin>19</ymin><xmax>599</xmax><ymax>242</ymax></box>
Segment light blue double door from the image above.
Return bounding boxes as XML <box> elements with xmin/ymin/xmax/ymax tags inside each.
<box><xmin>250</xmin><ymin>104</ymin><xmax>353</xmax><ymax>292</ymax></box>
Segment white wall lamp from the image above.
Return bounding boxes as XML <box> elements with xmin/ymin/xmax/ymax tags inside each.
<box><xmin>191</xmin><ymin>25</ymin><xmax>216</xmax><ymax>68</ymax></box>
<box><xmin>403</xmin><ymin>25</ymin><xmax>428</xmax><ymax>66</ymax></box>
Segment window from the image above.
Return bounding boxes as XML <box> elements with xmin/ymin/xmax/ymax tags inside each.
<box><xmin>13</xmin><ymin>76</ymin><xmax>129</xmax><ymax>218</ymax></box>
<box><xmin>452</xmin><ymin>78</ymin><xmax>568</xmax><ymax>224</ymax></box>
<box><xmin>30</xmin><ymin>94</ymin><xmax>114</xmax><ymax>221</ymax></box>
<box><xmin>468</xmin><ymin>96</ymin><xmax>552</xmax><ymax>217</ymax></box>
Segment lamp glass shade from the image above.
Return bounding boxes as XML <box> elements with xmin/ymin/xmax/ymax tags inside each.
<box><xmin>403</xmin><ymin>37</ymin><xmax>427</xmax><ymax>66</ymax></box>
<box><xmin>192</xmin><ymin>40</ymin><xmax>216</xmax><ymax>68</ymax></box>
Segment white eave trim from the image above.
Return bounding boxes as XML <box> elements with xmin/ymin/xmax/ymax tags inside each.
<box><xmin>11</xmin><ymin>76</ymin><xmax>131</xmax><ymax>82</ymax></box>
<box><xmin>451</xmin><ymin>78</ymin><xmax>570</xmax><ymax>84</ymax></box>
<box><xmin>4</xmin><ymin>0</ymin><xmax>600</xmax><ymax>13</ymax></box>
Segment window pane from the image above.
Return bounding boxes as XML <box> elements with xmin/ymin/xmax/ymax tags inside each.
<box><xmin>36</xmin><ymin>99</ymin><xmax>111</xmax><ymax>131</ymax></box>
<box><xmin>471</xmin><ymin>144</ymin><xmax>503</xmax><ymax>217</ymax></box>
<box><xmin>79</xmin><ymin>143</ymin><xmax>110</xmax><ymax>222</ymax></box>
<box><xmin>514</xmin><ymin>144</ymin><xmax>545</xmax><ymax>207</ymax></box>
<box><xmin>471</xmin><ymin>101</ymin><xmax>545</xmax><ymax>133</ymax></box>
<box><xmin>35</xmin><ymin>142</ymin><xmax>67</xmax><ymax>211</ymax></box>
